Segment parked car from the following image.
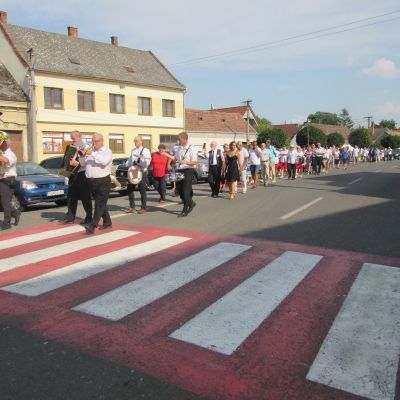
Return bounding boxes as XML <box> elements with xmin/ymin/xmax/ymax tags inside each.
<box><xmin>40</xmin><ymin>155</ymin><xmax>127</xmax><ymax>193</ymax></box>
<box><xmin>13</xmin><ymin>162</ymin><xmax>69</xmax><ymax>210</ymax></box>
<box><xmin>393</xmin><ymin>148</ymin><xmax>400</xmax><ymax>160</ymax></box>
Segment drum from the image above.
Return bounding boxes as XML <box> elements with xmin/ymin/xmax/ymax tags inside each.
<box><xmin>128</xmin><ymin>165</ymin><xmax>143</xmax><ymax>185</ymax></box>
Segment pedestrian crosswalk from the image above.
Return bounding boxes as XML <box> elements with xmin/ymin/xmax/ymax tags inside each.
<box><xmin>0</xmin><ymin>224</ymin><xmax>399</xmax><ymax>400</ymax></box>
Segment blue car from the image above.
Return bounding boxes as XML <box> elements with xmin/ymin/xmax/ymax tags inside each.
<box><xmin>13</xmin><ymin>162</ymin><xmax>69</xmax><ymax>209</ymax></box>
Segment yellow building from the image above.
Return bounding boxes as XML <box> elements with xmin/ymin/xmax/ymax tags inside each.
<box><xmin>0</xmin><ymin>11</ymin><xmax>185</xmax><ymax>162</ymax></box>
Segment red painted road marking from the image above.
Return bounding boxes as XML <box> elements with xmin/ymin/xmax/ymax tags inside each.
<box><xmin>0</xmin><ymin>224</ymin><xmax>399</xmax><ymax>400</ymax></box>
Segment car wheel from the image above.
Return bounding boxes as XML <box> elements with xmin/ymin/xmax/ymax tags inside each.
<box><xmin>55</xmin><ymin>199</ymin><xmax>68</xmax><ymax>207</ymax></box>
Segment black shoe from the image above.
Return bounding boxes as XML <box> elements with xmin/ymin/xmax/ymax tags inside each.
<box><xmin>179</xmin><ymin>210</ymin><xmax>189</xmax><ymax>218</ymax></box>
<box><xmin>98</xmin><ymin>224</ymin><xmax>112</xmax><ymax>230</ymax></box>
<box><xmin>188</xmin><ymin>201</ymin><xmax>197</xmax><ymax>213</ymax></box>
<box><xmin>61</xmin><ymin>219</ymin><xmax>74</xmax><ymax>224</ymax></box>
<box><xmin>14</xmin><ymin>213</ymin><xmax>21</xmax><ymax>226</ymax></box>
<box><xmin>80</xmin><ymin>218</ymin><xmax>92</xmax><ymax>225</ymax></box>
<box><xmin>1</xmin><ymin>223</ymin><xmax>12</xmax><ymax>230</ymax></box>
<box><xmin>83</xmin><ymin>224</ymin><xmax>95</xmax><ymax>234</ymax></box>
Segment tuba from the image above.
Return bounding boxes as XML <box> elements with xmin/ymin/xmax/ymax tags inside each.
<box><xmin>0</xmin><ymin>131</ymin><xmax>9</xmax><ymax>177</ymax></box>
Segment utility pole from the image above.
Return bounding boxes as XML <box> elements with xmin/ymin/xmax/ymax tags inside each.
<box><xmin>364</xmin><ymin>116</ymin><xmax>373</xmax><ymax>129</ymax></box>
<box><xmin>242</xmin><ymin>99</ymin><xmax>252</xmax><ymax>144</ymax></box>
<box><xmin>307</xmin><ymin>119</ymin><xmax>310</xmax><ymax>147</ymax></box>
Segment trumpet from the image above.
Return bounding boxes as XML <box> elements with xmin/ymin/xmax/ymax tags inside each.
<box><xmin>77</xmin><ymin>145</ymin><xmax>93</xmax><ymax>156</ymax></box>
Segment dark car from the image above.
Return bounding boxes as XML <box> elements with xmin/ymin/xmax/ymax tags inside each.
<box><xmin>13</xmin><ymin>162</ymin><xmax>69</xmax><ymax>209</ymax></box>
<box><xmin>40</xmin><ymin>155</ymin><xmax>127</xmax><ymax>193</ymax></box>
<box><xmin>393</xmin><ymin>148</ymin><xmax>400</xmax><ymax>160</ymax></box>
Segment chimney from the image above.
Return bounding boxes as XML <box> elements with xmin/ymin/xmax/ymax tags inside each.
<box><xmin>0</xmin><ymin>11</ymin><xmax>7</xmax><ymax>24</ymax></box>
<box><xmin>111</xmin><ymin>36</ymin><xmax>118</xmax><ymax>46</ymax></box>
<box><xmin>67</xmin><ymin>26</ymin><xmax>78</xmax><ymax>38</ymax></box>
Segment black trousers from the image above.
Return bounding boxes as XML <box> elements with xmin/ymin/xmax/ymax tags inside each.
<box><xmin>66</xmin><ymin>171</ymin><xmax>92</xmax><ymax>221</ymax></box>
<box><xmin>153</xmin><ymin>176</ymin><xmax>166</xmax><ymax>201</ymax></box>
<box><xmin>176</xmin><ymin>169</ymin><xmax>194</xmax><ymax>212</ymax></box>
<box><xmin>88</xmin><ymin>176</ymin><xmax>111</xmax><ymax>228</ymax></box>
<box><xmin>288</xmin><ymin>163</ymin><xmax>296</xmax><ymax>179</ymax></box>
<box><xmin>127</xmin><ymin>173</ymin><xmax>147</xmax><ymax>209</ymax></box>
<box><xmin>0</xmin><ymin>179</ymin><xmax>20</xmax><ymax>226</ymax></box>
<box><xmin>316</xmin><ymin>156</ymin><xmax>323</xmax><ymax>174</ymax></box>
<box><xmin>208</xmin><ymin>165</ymin><xmax>221</xmax><ymax>196</ymax></box>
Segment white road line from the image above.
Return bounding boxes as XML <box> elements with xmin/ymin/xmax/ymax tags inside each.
<box><xmin>74</xmin><ymin>242</ymin><xmax>251</xmax><ymax>321</ymax></box>
<box><xmin>347</xmin><ymin>177</ymin><xmax>362</xmax><ymax>185</ymax></box>
<box><xmin>170</xmin><ymin>251</ymin><xmax>323</xmax><ymax>355</ymax></box>
<box><xmin>280</xmin><ymin>197</ymin><xmax>323</xmax><ymax>220</ymax></box>
<box><xmin>0</xmin><ymin>225</ymin><xmax>84</xmax><ymax>251</ymax></box>
<box><xmin>307</xmin><ymin>263</ymin><xmax>400</xmax><ymax>400</ymax></box>
<box><xmin>0</xmin><ymin>230</ymin><xmax>139</xmax><ymax>273</ymax></box>
<box><xmin>2</xmin><ymin>235</ymin><xmax>191</xmax><ymax>296</ymax></box>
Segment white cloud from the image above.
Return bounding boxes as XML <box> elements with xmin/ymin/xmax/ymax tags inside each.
<box><xmin>361</xmin><ymin>58</ymin><xmax>399</xmax><ymax>79</ymax></box>
<box><xmin>374</xmin><ymin>101</ymin><xmax>400</xmax><ymax>118</ymax></box>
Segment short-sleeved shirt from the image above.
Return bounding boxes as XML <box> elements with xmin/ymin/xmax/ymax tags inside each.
<box><xmin>249</xmin><ymin>147</ymin><xmax>261</xmax><ymax>165</ymax></box>
<box><xmin>2</xmin><ymin>148</ymin><xmax>17</xmax><ymax>178</ymax></box>
<box><xmin>152</xmin><ymin>152</ymin><xmax>169</xmax><ymax>177</ymax></box>
<box><xmin>238</xmin><ymin>148</ymin><xmax>249</xmax><ymax>168</ymax></box>
<box><xmin>175</xmin><ymin>144</ymin><xmax>197</xmax><ymax>169</ymax></box>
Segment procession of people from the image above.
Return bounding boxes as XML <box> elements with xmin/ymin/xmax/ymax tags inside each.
<box><xmin>0</xmin><ymin>128</ymin><xmax>397</xmax><ymax>233</ymax></box>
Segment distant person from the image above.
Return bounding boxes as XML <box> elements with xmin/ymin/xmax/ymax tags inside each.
<box><xmin>208</xmin><ymin>141</ymin><xmax>224</xmax><ymax>198</ymax></box>
<box><xmin>225</xmin><ymin>141</ymin><xmax>240</xmax><ymax>200</ymax></box>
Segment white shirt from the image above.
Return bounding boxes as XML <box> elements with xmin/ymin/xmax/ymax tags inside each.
<box><xmin>2</xmin><ymin>148</ymin><xmax>17</xmax><ymax>178</ymax></box>
<box><xmin>126</xmin><ymin>146</ymin><xmax>151</xmax><ymax>171</ymax></box>
<box><xmin>249</xmin><ymin>147</ymin><xmax>261</xmax><ymax>165</ymax></box>
<box><xmin>260</xmin><ymin>148</ymin><xmax>270</xmax><ymax>162</ymax></box>
<box><xmin>238</xmin><ymin>148</ymin><xmax>249</xmax><ymax>169</ymax></box>
<box><xmin>209</xmin><ymin>148</ymin><xmax>224</xmax><ymax>165</ymax></box>
<box><xmin>315</xmin><ymin>146</ymin><xmax>325</xmax><ymax>156</ymax></box>
<box><xmin>81</xmin><ymin>146</ymin><xmax>112</xmax><ymax>178</ymax></box>
<box><xmin>175</xmin><ymin>144</ymin><xmax>197</xmax><ymax>169</ymax></box>
<box><xmin>279</xmin><ymin>150</ymin><xmax>288</xmax><ymax>163</ymax></box>
<box><xmin>287</xmin><ymin>150</ymin><xmax>298</xmax><ymax>164</ymax></box>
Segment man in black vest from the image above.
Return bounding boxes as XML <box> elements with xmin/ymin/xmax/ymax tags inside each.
<box><xmin>208</xmin><ymin>141</ymin><xmax>224</xmax><ymax>198</ymax></box>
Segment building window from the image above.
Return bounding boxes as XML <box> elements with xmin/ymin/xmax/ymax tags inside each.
<box><xmin>44</xmin><ymin>87</ymin><xmax>63</xmax><ymax>109</ymax></box>
<box><xmin>138</xmin><ymin>97</ymin><xmax>152</xmax><ymax>116</ymax></box>
<box><xmin>159</xmin><ymin>134</ymin><xmax>179</xmax><ymax>148</ymax></box>
<box><xmin>42</xmin><ymin>132</ymin><xmax>65</xmax><ymax>153</ymax></box>
<box><xmin>78</xmin><ymin>91</ymin><xmax>95</xmax><ymax>111</ymax></box>
<box><xmin>109</xmin><ymin>94</ymin><xmax>125</xmax><ymax>113</ymax></box>
<box><xmin>109</xmin><ymin>134</ymin><xmax>125</xmax><ymax>153</ymax></box>
<box><xmin>162</xmin><ymin>99</ymin><xmax>175</xmax><ymax>117</ymax></box>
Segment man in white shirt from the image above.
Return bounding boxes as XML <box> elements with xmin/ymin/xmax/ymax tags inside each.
<box><xmin>236</xmin><ymin>142</ymin><xmax>249</xmax><ymax>193</ymax></box>
<box><xmin>260</xmin><ymin>142</ymin><xmax>270</xmax><ymax>187</ymax></box>
<box><xmin>286</xmin><ymin>145</ymin><xmax>298</xmax><ymax>180</ymax></box>
<box><xmin>249</xmin><ymin>141</ymin><xmax>261</xmax><ymax>188</ymax></box>
<box><xmin>175</xmin><ymin>132</ymin><xmax>198</xmax><ymax>217</ymax></box>
<box><xmin>125</xmin><ymin>135</ymin><xmax>151</xmax><ymax>214</ymax></box>
<box><xmin>0</xmin><ymin>131</ymin><xmax>21</xmax><ymax>230</ymax></box>
<box><xmin>315</xmin><ymin>143</ymin><xmax>325</xmax><ymax>174</ymax></box>
<box><xmin>80</xmin><ymin>133</ymin><xmax>113</xmax><ymax>234</ymax></box>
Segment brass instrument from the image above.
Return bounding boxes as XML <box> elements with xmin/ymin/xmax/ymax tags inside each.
<box><xmin>77</xmin><ymin>144</ymin><xmax>93</xmax><ymax>156</ymax></box>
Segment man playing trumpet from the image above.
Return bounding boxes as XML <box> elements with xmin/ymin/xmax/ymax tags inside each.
<box><xmin>125</xmin><ymin>135</ymin><xmax>151</xmax><ymax>214</ymax></box>
<box><xmin>0</xmin><ymin>131</ymin><xmax>21</xmax><ymax>230</ymax></box>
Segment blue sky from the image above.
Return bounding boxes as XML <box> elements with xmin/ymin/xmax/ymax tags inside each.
<box><xmin>2</xmin><ymin>0</ymin><xmax>399</xmax><ymax>126</ymax></box>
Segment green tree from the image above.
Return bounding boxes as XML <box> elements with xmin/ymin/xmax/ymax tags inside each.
<box><xmin>380</xmin><ymin>134</ymin><xmax>400</xmax><ymax>148</ymax></box>
<box><xmin>339</xmin><ymin>108</ymin><xmax>354</xmax><ymax>128</ymax></box>
<box><xmin>348</xmin><ymin>128</ymin><xmax>372</xmax><ymax>148</ymax></box>
<box><xmin>327</xmin><ymin>132</ymin><xmax>345</xmax><ymax>147</ymax></box>
<box><xmin>257</xmin><ymin>128</ymin><xmax>289</xmax><ymax>148</ymax></box>
<box><xmin>256</xmin><ymin>117</ymin><xmax>272</xmax><ymax>134</ymax></box>
<box><xmin>308</xmin><ymin>111</ymin><xmax>340</xmax><ymax>125</ymax></box>
<box><xmin>296</xmin><ymin>125</ymin><xmax>327</xmax><ymax>147</ymax></box>
<box><xmin>377</xmin><ymin>119</ymin><xmax>397</xmax><ymax>129</ymax></box>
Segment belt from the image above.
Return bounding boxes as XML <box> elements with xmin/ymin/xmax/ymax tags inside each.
<box><xmin>261</xmin><ymin>160</ymin><xmax>269</xmax><ymax>163</ymax></box>
<box><xmin>87</xmin><ymin>175</ymin><xmax>109</xmax><ymax>180</ymax></box>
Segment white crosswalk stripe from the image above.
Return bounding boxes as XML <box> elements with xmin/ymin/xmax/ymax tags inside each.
<box><xmin>73</xmin><ymin>242</ymin><xmax>251</xmax><ymax>321</ymax></box>
<box><xmin>0</xmin><ymin>230</ymin><xmax>139</xmax><ymax>273</ymax></box>
<box><xmin>1</xmin><ymin>235</ymin><xmax>191</xmax><ymax>296</ymax></box>
<box><xmin>307</xmin><ymin>263</ymin><xmax>400</xmax><ymax>400</ymax></box>
<box><xmin>170</xmin><ymin>251</ymin><xmax>323</xmax><ymax>355</ymax></box>
<box><xmin>0</xmin><ymin>225</ymin><xmax>84</xmax><ymax>251</ymax></box>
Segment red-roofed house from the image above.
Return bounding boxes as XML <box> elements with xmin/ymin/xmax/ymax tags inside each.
<box><xmin>211</xmin><ymin>105</ymin><xmax>258</xmax><ymax>128</ymax></box>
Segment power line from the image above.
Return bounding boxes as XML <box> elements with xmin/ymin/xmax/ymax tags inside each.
<box><xmin>168</xmin><ymin>10</ymin><xmax>400</xmax><ymax>67</ymax></box>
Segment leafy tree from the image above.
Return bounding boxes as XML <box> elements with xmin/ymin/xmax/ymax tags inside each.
<box><xmin>380</xmin><ymin>134</ymin><xmax>400</xmax><ymax>148</ymax></box>
<box><xmin>296</xmin><ymin>125</ymin><xmax>327</xmax><ymax>147</ymax></box>
<box><xmin>256</xmin><ymin>117</ymin><xmax>272</xmax><ymax>134</ymax></box>
<box><xmin>339</xmin><ymin>108</ymin><xmax>354</xmax><ymax>128</ymax></box>
<box><xmin>257</xmin><ymin>128</ymin><xmax>289</xmax><ymax>148</ymax></box>
<box><xmin>308</xmin><ymin>111</ymin><xmax>340</xmax><ymax>126</ymax></box>
<box><xmin>377</xmin><ymin>119</ymin><xmax>397</xmax><ymax>130</ymax></box>
<box><xmin>327</xmin><ymin>132</ymin><xmax>345</xmax><ymax>147</ymax></box>
<box><xmin>348</xmin><ymin>128</ymin><xmax>372</xmax><ymax>148</ymax></box>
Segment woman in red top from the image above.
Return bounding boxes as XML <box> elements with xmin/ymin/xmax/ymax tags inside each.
<box><xmin>151</xmin><ymin>144</ymin><xmax>173</xmax><ymax>203</ymax></box>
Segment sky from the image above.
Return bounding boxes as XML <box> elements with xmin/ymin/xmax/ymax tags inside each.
<box><xmin>2</xmin><ymin>0</ymin><xmax>400</xmax><ymax>127</ymax></box>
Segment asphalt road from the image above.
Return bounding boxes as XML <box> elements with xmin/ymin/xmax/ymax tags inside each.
<box><xmin>1</xmin><ymin>159</ymin><xmax>399</xmax><ymax>400</ymax></box>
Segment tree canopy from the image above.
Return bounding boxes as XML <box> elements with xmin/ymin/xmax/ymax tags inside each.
<box><xmin>348</xmin><ymin>128</ymin><xmax>372</xmax><ymax>148</ymax></box>
<box><xmin>257</xmin><ymin>128</ymin><xmax>289</xmax><ymax>148</ymax></box>
<box><xmin>308</xmin><ymin>111</ymin><xmax>340</xmax><ymax>126</ymax></box>
<box><xmin>296</xmin><ymin>125</ymin><xmax>327</xmax><ymax>147</ymax></box>
<box><xmin>326</xmin><ymin>132</ymin><xmax>345</xmax><ymax>147</ymax></box>
<box><xmin>380</xmin><ymin>134</ymin><xmax>400</xmax><ymax>148</ymax></box>
<box><xmin>339</xmin><ymin>108</ymin><xmax>354</xmax><ymax>128</ymax></box>
<box><xmin>256</xmin><ymin>117</ymin><xmax>272</xmax><ymax>134</ymax></box>
<box><xmin>377</xmin><ymin>119</ymin><xmax>397</xmax><ymax>130</ymax></box>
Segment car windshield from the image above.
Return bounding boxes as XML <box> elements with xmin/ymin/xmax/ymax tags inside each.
<box><xmin>17</xmin><ymin>163</ymin><xmax>50</xmax><ymax>176</ymax></box>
